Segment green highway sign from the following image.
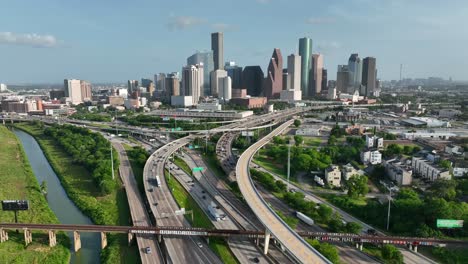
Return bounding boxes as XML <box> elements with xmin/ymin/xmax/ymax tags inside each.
<box><xmin>192</xmin><ymin>167</ymin><xmax>204</xmax><ymax>172</ymax></box>
<box><xmin>176</xmin><ymin>127</ymin><xmax>182</xmax><ymax>131</ymax></box>
<box><xmin>437</xmin><ymin>219</ymin><xmax>464</xmax><ymax>228</ymax></box>
<box><xmin>194</xmin><ymin>145</ymin><xmax>200</xmax><ymax>149</ymax></box>
<box><xmin>188</xmin><ymin>145</ymin><xmax>193</xmax><ymax>149</ymax></box>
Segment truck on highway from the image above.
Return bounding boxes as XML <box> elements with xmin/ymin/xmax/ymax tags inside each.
<box><xmin>149</xmin><ymin>138</ymin><xmax>156</xmax><ymax>142</ymax></box>
<box><xmin>155</xmin><ymin>175</ymin><xmax>161</xmax><ymax>187</ymax></box>
<box><xmin>296</xmin><ymin>211</ymin><xmax>314</xmax><ymax>226</ymax></box>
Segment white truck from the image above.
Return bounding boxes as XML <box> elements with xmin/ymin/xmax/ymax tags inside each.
<box><xmin>296</xmin><ymin>211</ymin><xmax>314</xmax><ymax>226</ymax></box>
<box><xmin>155</xmin><ymin>175</ymin><xmax>161</xmax><ymax>187</ymax></box>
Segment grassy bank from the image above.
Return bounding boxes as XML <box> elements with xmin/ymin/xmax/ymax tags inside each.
<box><xmin>164</xmin><ymin>170</ymin><xmax>238</xmax><ymax>264</ymax></box>
<box><xmin>0</xmin><ymin>126</ymin><xmax>70</xmax><ymax>264</ymax></box>
<box><xmin>13</xmin><ymin>123</ymin><xmax>139</xmax><ymax>264</ymax></box>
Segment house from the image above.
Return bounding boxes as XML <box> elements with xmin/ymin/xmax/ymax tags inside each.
<box><xmin>361</xmin><ymin>150</ymin><xmax>382</xmax><ymax>165</ymax></box>
<box><xmin>383</xmin><ymin>158</ymin><xmax>413</xmax><ymax>186</ymax></box>
<box><xmin>366</xmin><ymin>135</ymin><xmax>384</xmax><ymax>149</ymax></box>
<box><xmin>445</xmin><ymin>144</ymin><xmax>464</xmax><ymax>156</ymax></box>
<box><xmin>453</xmin><ymin>160</ymin><xmax>468</xmax><ymax>177</ymax></box>
<box><xmin>342</xmin><ymin>163</ymin><xmax>360</xmax><ymax>181</ymax></box>
<box><xmin>325</xmin><ymin>165</ymin><xmax>342</xmax><ymax>187</ymax></box>
<box><xmin>411</xmin><ymin>157</ymin><xmax>451</xmax><ymax>181</ymax></box>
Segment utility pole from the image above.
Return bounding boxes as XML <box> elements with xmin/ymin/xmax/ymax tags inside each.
<box><xmin>287</xmin><ymin>140</ymin><xmax>291</xmax><ymax>192</ymax></box>
<box><xmin>386</xmin><ymin>187</ymin><xmax>392</xmax><ymax>231</ymax></box>
<box><xmin>110</xmin><ymin>143</ymin><xmax>115</xmax><ymax>180</ymax></box>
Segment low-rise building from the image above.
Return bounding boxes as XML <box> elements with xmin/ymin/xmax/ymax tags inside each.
<box><xmin>453</xmin><ymin>160</ymin><xmax>468</xmax><ymax>177</ymax></box>
<box><xmin>402</xmin><ymin>131</ymin><xmax>456</xmax><ymax>140</ymax></box>
<box><xmin>366</xmin><ymin>135</ymin><xmax>384</xmax><ymax>149</ymax></box>
<box><xmin>197</xmin><ymin>100</ymin><xmax>222</xmax><ymax>111</ymax></box>
<box><xmin>341</xmin><ymin>163</ymin><xmax>359</xmax><ymax>181</ymax></box>
<box><xmin>445</xmin><ymin>144</ymin><xmax>464</xmax><ymax>156</ymax></box>
<box><xmin>171</xmin><ymin>96</ymin><xmax>193</xmax><ymax>107</ymax></box>
<box><xmin>230</xmin><ymin>97</ymin><xmax>267</xmax><ymax>109</ymax></box>
<box><xmin>325</xmin><ymin>165</ymin><xmax>341</xmax><ymax>187</ymax></box>
<box><xmin>411</xmin><ymin>157</ymin><xmax>451</xmax><ymax>181</ymax></box>
<box><xmin>383</xmin><ymin>158</ymin><xmax>413</xmax><ymax>186</ymax></box>
<box><xmin>361</xmin><ymin>150</ymin><xmax>382</xmax><ymax>165</ymax></box>
<box><xmin>280</xmin><ymin>89</ymin><xmax>302</xmax><ymax>102</ymax></box>
<box><xmin>295</xmin><ymin>126</ymin><xmax>324</xmax><ymax>136</ymax></box>
<box><xmin>438</xmin><ymin>109</ymin><xmax>461</xmax><ymax>119</ymax></box>
<box><xmin>108</xmin><ymin>96</ymin><xmax>125</xmax><ymax>106</ymax></box>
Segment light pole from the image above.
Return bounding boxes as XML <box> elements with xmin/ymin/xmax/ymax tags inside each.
<box><xmin>287</xmin><ymin>139</ymin><xmax>291</xmax><ymax>192</ymax></box>
<box><xmin>386</xmin><ymin>186</ymin><xmax>392</xmax><ymax>231</ymax></box>
<box><xmin>110</xmin><ymin>143</ymin><xmax>115</xmax><ymax>180</ymax></box>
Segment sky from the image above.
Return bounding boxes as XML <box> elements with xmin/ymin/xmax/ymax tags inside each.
<box><xmin>0</xmin><ymin>0</ymin><xmax>467</xmax><ymax>84</ymax></box>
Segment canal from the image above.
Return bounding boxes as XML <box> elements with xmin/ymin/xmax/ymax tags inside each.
<box><xmin>14</xmin><ymin>129</ymin><xmax>101</xmax><ymax>264</ymax></box>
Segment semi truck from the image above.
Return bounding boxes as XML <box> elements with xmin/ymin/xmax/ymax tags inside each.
<box><xmin>155</xmin><ymin>175</ymin><xmax>161</xmax><ymax>187</ymax></box>
<box><xmin>296</xmin><ymin>211</ymin><xmax>314</xmax><ymax>226</ymax></box>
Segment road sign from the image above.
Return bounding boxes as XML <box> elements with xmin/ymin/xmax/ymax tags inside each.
<box><xmin>437</xmin><ymin>219</ymin><xmax>464</xmax><ymax>228</ymax></box>
<box><xmin>241</xmin><ymin>131</ymin><xmax>254</xmax><ymax>137</ymax></box>
<box><xmin>192</xmin><ymin>167</ymin><xmax>204</xmax><ymax>172</ymax></box>
<box><xmin>194</xmin><ymin>145</ymin><xmax>200</xmax><ymax>149</ymax></box>
<box><xmin>163</xmin><ymin>117</ymin><xmax>170</xmax><ymax>121</ymax></box>
<box><xmin>188</xmin><ymin>145</ymin><xmax>193</xmax><ymax>149</ymax></box>
<box><xmin>2</xmin><ymin>200</ymin><xmax>29</xmax><ymax>211</ymax></box>
<box><xmin>175</xmin><ymin>127</ymin><xmax>182</xmax><ymax>131</ymax></box>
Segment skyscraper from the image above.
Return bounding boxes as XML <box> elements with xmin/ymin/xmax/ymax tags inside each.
<box><xmin>187</xmin><ymin>51</ymin><xmax>214</xmax><ymax>96</ymax></box>
<box><xmin>299</xmin><ymin>37</ymin><xmax>313</xmax><ymax>97</ymax></box>
<box><xmin>64</xmin><ymin>79</ymin><xmax>83</xmax><ymax>105</ymax></box>
<box><xmin>264</xmin><ymin>48</ymin><xmax>283</xmax><ymax>99</ymax></box>
<box><xmin>287</xmin><ymin>54</ymin><xmax>301</xmax><ymax>91</ymax></box>
<box><xmin>362</xmin><ymin>57</ymin><xmax>377</xmax><ymax>97</ymax></box>
<box><xmin>127</xmin><ymin>80</ymin><xmax>139</xmax><ymax>93</ymax></box>
<box><xmin>336</xmin><ymin>65</ymin><xmax>350</xmax><ymax>93</ymax></box>
<box><xmin>348</xmin><ymin>54</ymin><xmax>362</xmax><ymax>90</ymax></box>
<box><xmin>210</xmin><ymin>69</ymin><xmax>228</xmax><ymax>97</ymax></box>
<box><xmin>219</xmin><ymin>76</ymin><xmax>232</xmax><ymax>102</ymax></box>
<box><xmin>242</xmin><ymin>66</ymin><xmax>264</xmax><ymax>96</ymax></box>
<box><xmin>321</xmin><ymin>69</ymin><xmax>328</xmax><ymax>91</ymax></box>
<box><xmin>211</xmin><ymin>32</ymin><xmax>224</xmax><ymax>70</ymax></box>
<box><xmin>311</xmin><ymin>54</ymin><xmax>323</xmax><ymax>96</ymax></box>
<box><xmin>182</xmin><ymin>64</ymin><xmax>204</xmax><ymax>105</ymax></box>
<box><xmin>224</xmin><ymin>62</ymin><xmax>243</xmax><ymax>89</ymax></box>
<box><xmin>165</xmin><ymin>73</ymin><xmax>180</xmax><ymax>102</ymax></box>
<box><xmin>282</xmin><ymin>69</ymin><xmax>289</xmax><ymax>90</ymax></box>
<box><xmin>155</xmin><ymin>73</ymin><xmax>166</xmax><ymax>91</ymax></box>
<box><xmin>80</xmin><ymin>80</ymin><xmax>92</xmax><ymax>102</ymax></box>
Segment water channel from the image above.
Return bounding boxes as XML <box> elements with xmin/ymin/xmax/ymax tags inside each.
<box><xmin>14</xmin><ymin>129</ymin><xmax>100</xmax><ymax>264</ymax></box>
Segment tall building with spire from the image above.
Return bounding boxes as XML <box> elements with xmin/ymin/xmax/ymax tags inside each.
<box><xmin>311</xmin><ymin>54</ymin><xmax>323</xmax><ymax>96</ymax></box>
<box><xmin>264</xmin><ymin>48</ymin><xmax>283</xmax><ymax>99</ymax></box>
<box><xmin>299</xmin><ymin>37</ymin><xmax>312</xmax><ymax>97</ymax></box>
<box><xmin>211</xmin><ymin>32</ymin><xmax>224</xmax><ymax>71</ymax></box>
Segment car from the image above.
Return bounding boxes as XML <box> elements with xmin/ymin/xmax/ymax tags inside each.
<box><xmin>197</xmin><ymin>242</ymin><xmax>203</xmax><ymax>248</ymax></box>
<box><xmin>251</xmin><ymin>257</ymin><xmax>260</xmax><ymax>263</ymax></box>
<box><xmin>202</xmin><ymin>195</ymin><xmax>206</xmax><ymax>199</ymax></box>
<box><xmin>145</xmin><ymin>247</ymin><xmax>152</xmax><ymax>254</ymax></box>
<box><xmin>201</xmin><ymin>190</ymin><xmax>205</xmax><ymax>193</ymax></box>
<box><xmin>149</xmin><ymin>188</ymin><xmax>154</xmax><ymax>192</ymax></box>
<box><xmin>154</xmin><ymin>202</ymin><xmax>158</xmax><ymax>206</ymax></box>
<box><xmin>367</xmin><ymin>229</ymin><xmax>377</xmax><ymax>236</ymax></box>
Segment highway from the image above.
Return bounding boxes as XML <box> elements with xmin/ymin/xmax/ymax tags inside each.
<box><xmin>236</xmin><ymin>119</ymin><xmax>331</xmax><ymax>264</ymax></box>
<box><xmin>113</xmin><ymin>142</ymin><xmax>164</xmax><ymax>263</ymax></box>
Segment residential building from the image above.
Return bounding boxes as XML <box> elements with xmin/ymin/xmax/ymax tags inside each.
<box><xmin>366</xmin><ymin>135</ymin><xmax>384</xmax><ymax>149</ymax></box>
<box><xmin>187</xmin><ymin>51</ymin><xmax>214</xmax><ymax>95</ymax></box>
<box><xmin>264</xmin><ymin>48</ymin><xmax>283</xmax><ymax>99</ymax></box>
<box><xmin>225</xmin><ymin>62</ymin><xmax>243</xmax><ymax>90</ymax></box>
<box><xmin>182</xmin><ymin>64</ymin><xmax>203</xmax><ymax>105</ymax></box>
<box><xmin>299</xmin><ymin>37</ymin><xmax>313</xmax><ymax>97</ymax></box>
<box><xmin>311</xmin><ymin>54</ymin><xmax>323</xmax><ymax>96</ymax></box>
<box><xmin>80</xmin><ymin>80</ymin><xmax>92</xmax><ymax>102</ymax></box>
<box><xmin>361</xmin><ymin>150</ymin><xmax>382</xmax><ymax>165</ymax></box>
<box><xmin>287</xmin><ymin>54</ymin><xmax>301</xmax><ymax>91</ymax></box>
<box><xmin>342</xmin><ymin>163</ymin><xmax>360</xmax><ymax>181</ymax></box>
<box><xmin>325</xmin><ymin>165</ymin><xmax>341</xmax><ymax>187</ymax></box>
<box><xmin>348</xmin><ymin>53</ymin><xmax>362</xmax><ymax>89</ymax></box>
<box><xmin>211</xmin><ymin>32</ymin><xmax>224</xmax><ymax>70</ymax></box>
<box><xmin>383</xmin><ymin>159</ymin><xmax>413</xmax><ymax>186</ymax></box>
<box><xmin>336</xmin><ymin>65</ymin><xmax>350</xmax><ymax>93</ymax></box>
<box><xmin>64</xmin><ymin>79</ymin><xmax>83</xmax><ymax>105</ymax></box>
<box><xmin>362</xmin><ymin>57</ymin><xmax>377</xmax><ymax>97</ymax></box>
<box><xmin>210</xmin><ymin>69</ymin><xmax>228</xmax><ymax>97</ymax></box>
<box><xmin>411</xmin><ymin>157</ymin><xmax>451</xmax><ymax>181</ymax></box>
<box><xmin>242</xmin><ymin>66</ymin><xmax>264</xmax><ymax>96</ymax></box>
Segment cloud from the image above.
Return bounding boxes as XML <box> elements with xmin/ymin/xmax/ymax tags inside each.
<box><xmin>256</xmin><ymin>0</ymin><xmax>270</xmax><ymax>4</ymax></box>
<box><xmin>0</xmin><ymin>32</ymin><xmax>58</xmax><ymax>48</ymax></box>
<box><xmin>167</xmin><ymin>16</ymin><xmax>206</xmax><ymax>30</ymax></box>
<box><xmin>305</xmin><ymin>17</ymin><xmax>336</xmax><ymax>25</ymax></box>
<box><xmin>211</xmin><ymin>23</ymin><xmax>239</xmax><ymax>32</ymax></box>
<box><xmin>315</xmin><ymin>41</ymin><xmax>341</xmax><ymax>55</ymax></box>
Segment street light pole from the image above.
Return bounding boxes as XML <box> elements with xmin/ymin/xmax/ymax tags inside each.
<box><xmin>110</xmin><ymin>143</ymin><xmax>115</xmax><ymax>180</ymax></box>
<box><xmin>386</xmin><ymin>188</ymin><xmax>392</xmax><ymax>231</ymax></box>
<box><xmin>287</xmin><ymin>140</ymin><xmax>291</xmax><ymax>192</ymax></box>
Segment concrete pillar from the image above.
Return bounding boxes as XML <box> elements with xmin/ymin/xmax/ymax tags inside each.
<box><xmin>48</xmin><ymin>230</ymin><xmax>57</xmax><ymax>247</ymax></box>
<box><xmin>413</xmin><ymin>245</ymin><xmax>418</xmax><ymax>253</ymax></box>
<box><xmin>128</xmin><ymin>232</ymin><xmax>134</xmax><ymax>246</ymax></box>
<box><xmin>158</xmin><ymin>234</ymin><xmax>162</xmax><ymax>243</ymax></box>
<box><xmin>0</xmin><ymin>228</ymin><xmax>8</xmax><ymax>243</ymax></box>
<box><xmin>356</xmin><ymin>243</ymin><xmax>359</xmax><ymax>249</ymax></box>
<box><xmin>206</xmin><ymin>237</ymin><xmax>210</xmax><ymax>244</ymax></box>
<box><xmin>263</xmin><ymin>230</ymin><xmax>271</xmax><ymax>255</ymax></box>
<box><xmin>255</xmin><ymin>237</ymin><xmax>259</xmax><ymax>246</ymax></box>
<box><xmin>359</xmin><ymin>243</ymin><xmax>363</xmax><ymax>251</ymax></box>
<box><xmin>73</xmin><ymin>231</ymin><xmax>81</xmax><ymax>252</ymax></box>
<box><xmin>24</xmin><ymin>228</ymin><xmax>32</xmax><ymax>246</ymax></box>
<box><xmin>101</xmin><ymin>232</ymin><xmax>107</xmax><ymax>249</ymax></box>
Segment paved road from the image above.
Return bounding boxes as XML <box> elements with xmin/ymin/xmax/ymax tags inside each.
<box><xmin>112</xmin><ymin>142</ymin><xmax>164</xmax><ymax>264</ymax></box>
<box><xmin>236</xmin><ymin>120</ymin><xmax>331</xmax><ymax>264</ymax></box>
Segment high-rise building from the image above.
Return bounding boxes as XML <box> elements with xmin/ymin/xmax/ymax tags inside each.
<box><xmin>182</xmin><ymin>64</ymin><xmax>204</xmax><ymax>105</ymax></box>
<box><xmin>187</xmin><ymin>51</ymin><xmax>214</xmax><ymax>96</ymax></box>
<box><xmin>80</xmin><ymin>80</ymin><xmax>92</xmax><ymax>102</ymax></box>
<box><xmin>224</xmin><ymin>62</ymin><xmax>243</xmax><ymax>89</ymax></box>
<box><xmin>242</xmin><ymin>66</ymin><xmax>264</xmax><ymax>96</ymax></box>
<box><xmin>141</xmin><ymin>78</ymin><xmax>155</xmax><ymax>96</ymax></box>
<box><xmin>64</xmin><ymin>79</ymin><xmax>83</xmax><ymax>104</ymax></box>
<box><xmin>264</xmin><ymin>48</ymin><xmax>283</xmax><ymax>99</ymax></box>
<box><xmin>282</xmin><ymin>69</ymin><xmax>289</xmax><ymax>90</ymax></box>
<box><xmin>155</xmin><ymin>73</ymin><xmax>166</xmax><ymax>91</ymax></box>
<box><xmin>219</xmin><ymin>76</ymin><xmax>232</xmax><ymax>102</ymax></box>
<box><xmin>210</xmin><ymin>70</ymin><xmax>228</xmax><ymax>97</ymax></box>
<box><xmin>299</xmin><ymin>37</ymin><xmax>313</xmax><ymax>97</ymax></box>
<box><xmin>287</xmin><ymin>54</ymin><xmax>301</xmax><ymax>91</ymax></box>
<box><xmin>0</xmin><ymin>83</ymin><xmax>7</xmax><ymax>92</ymax></box>
<box><xmin>336</xmin><ymin>65</ymin><xmax>350</xmax><ymax>93</ymax></box>
<box><xmin>127</xmin><ymin>80</ymin><xmax>139</xmax><ymax>93</ymax></box>
<box><xmin>165</xmin><ymin>73</ymin><xmax>180</xmax><ymax>102</ymax></box>
<box><xmin>362</xmin><ymin>57</ymin><xmax>377</xmax><ymax>97</ymax></box>
<box><xmin>311</xmin><ymin>54</ymin><xmax>323</xmax><ymax>96</ymax></box>
<box><xmin>348</xmin><ymin>54</ymin><xmax>362</xmax><ymax>90</ymax></box>
<box><xmin>322</xmin><ymin>69</ymin><xmax>328</xmax><ymax>91</ymax></box>
<box><xmin>211</xmin><ymin>32</ymin><xmax>224</xmax><ymax>70</ymax></box>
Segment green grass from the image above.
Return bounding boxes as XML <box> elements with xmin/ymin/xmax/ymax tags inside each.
<box><xmin>164</xmin><ymin>170</ymin><xmax>238</xmax><ymax>264</ymax></box>
<box><xmin>203</xmin><ymin>154</ymin><xmax>229</xmax><ymax>181</ymax></box>
<box><xmin>253</xmin><ymin>152</ymin><xmax>287</xmax><ymax>178</ymax></box>
<box><xmin>123</xmin><ymin>144</ymin><xmax>145</xmax><ymax>196</ymax></box>
<box><xmin>174</xmin><ymin>156</ymin><xmax>192</xmax><ymax>177</ymax></box>
<box><xmin>0</xmin><ymin>126</ymin><xmax>70</xmax><ymax>264</ymax></box>
<box><xmin>275</xmin><ymin>210</ymin><xmax>299</xmax><ymax>229</ymax></box>
<box><xmin>13</xmin><ymin>123</ymin><xmax>140</xmax><ymax>264</ymax></box>
<box><xmin>303</xmin><ymin>137</ymin><xmax>324</xmax><ymax>147</ymax></box>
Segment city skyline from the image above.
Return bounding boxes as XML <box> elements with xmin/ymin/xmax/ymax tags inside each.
<box><xmin>0</xmin><ymin>0</ymin><xmax>467</xmax><ymax>83</ymax></box>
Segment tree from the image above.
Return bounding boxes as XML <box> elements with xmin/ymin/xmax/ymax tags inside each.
<box><xmin>381</xmin><ymin>244</ymin><xmax>403</xmax><ymax>263</ymax></box>
<box><xmin>293</xmin><ymin>135</ymin><xmax>303</xmax><ymax>146</ymax></box>
<box><xmin>294</xmin><ymin>154</ymin><xmax>312</xmax><ymax>171</ymax></box>
<box><xmin>318</xmin><ymin>204</ymin><xmax>333</xmax><ymax>222</ymax></box>
<box><xmin>346</xmin><ymin>175</ymin><xmax>369</xmax><ymax>198</ymax></box>
<box><xmin>294</xmin><ymin>119</ymin><xmax>301</xmax><ymax>128</ymax></box>
<box><xmin>307</xmin><ymin>240</ymin><xmax>340</xmax><ymax>264</ymax></box>
<box><xmin>345</xmin><ymin>222</ymin><xmax>362</xmax><ymax>234</ymax></box>
<box><xmin>428</xmin><ymin>179</ymin><xmax>457</xmax><ymax>201</ymax></box>
<box><xmin>439</xmin><ymin>160</ymin><xmax>452</xmax><ymax>170</ymax></box>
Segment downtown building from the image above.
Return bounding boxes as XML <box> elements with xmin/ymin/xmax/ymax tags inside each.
<box><xmin>348</xmin><ymin>53</ymin><xmax>362</xmax><ymax>91</ymax></box>
<box><xmin>336</xmin><ymin>65</ymin><xmax>350</xmax><ymax>93</ymax></box>
<box><xmin>263</xmin><ymin>48</ymin><xmax>283</xmax><ymax>99</ymax></box>
<box><xmin>311</xmin><ymin>53</ymin><xmax>323</xmax><ymax>96</ymax></box>
<box><xmin>225</xmin><ymin>62</ymin><xmax>243</xmax><ymax>90</ymax></box>
<box><xmin>64</xmin><ymin>79</ymin><xmax>92</xmax><ymax>105</ymax></box>
<box><xmin>361</xmin><ymin>57</ymin><xmax>377</xmax><ymax>97</ymax></box>
<box><xmin>280</xmin><ymin>54</ymin><xmax>302</xmax><ymax>102</ymax></box>
<box><xmin>242</xmin><ymin>66</ymin><xmax>264</xmax><ymax>97</ymax></box>
<box><xmin>181</xmin><ymin>64</ymin><xmax>204</xmax><ymax>105</ymax></box>
<box><xmin>211</xmin><ymin>32</ymin><xmax>224</xmax><ymax>71</ymax></box>
<box><xmin>187</xmin><ymin>51</ymin><xmax>214</xmax><ymax>96</ymax></box>
<box><xmin>299</xmin><ymin>37</ymin><xmax>313</xmax><ymax>97</ymax></box>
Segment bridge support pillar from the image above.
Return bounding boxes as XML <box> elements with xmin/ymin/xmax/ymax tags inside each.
<box><xmin>23</xmin><ymin>228</ymin><xmax>32</xmax><ymax>246</ymax></box>
<box><xmin>0</xmin><ymin>228</ymin><xmax>8</xmax><ymax>243</ymax></box>
<box><xmin>263</xmin><ymin>230</ymin><xmax>271</xmax><ymax>255</ymax></box>
<box><xmin>413</xmin><ymin>245</ymin><xmax>418</xmax><ymax>253</ymax></box>
<box><xmin>73</xmin><ymin>231</ymin><xmax>81</xmax><ymax>252</ymax></box>
<box><xmin>158</xmin><ymin>234</ymin><xmax>162</xmax><ymax>243</ymax></box>
<box><xmin>128</xmin><ymin>232</ymin><xmax>134</xmax><ymax>246</ymax></box>
<box><xmin>101</xmin><ymin>232</ymin><xmax>107</xmax><ymax>249</ymax></box>
<box><xmin>48</xmin><ymin>230</ymin><xmax>57</xmax><ymax>247</ymax></box>
<box><xmin>359</xmin><ymin>243</ymin><xmax>363</xmax><ymax>251</ymax></box>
